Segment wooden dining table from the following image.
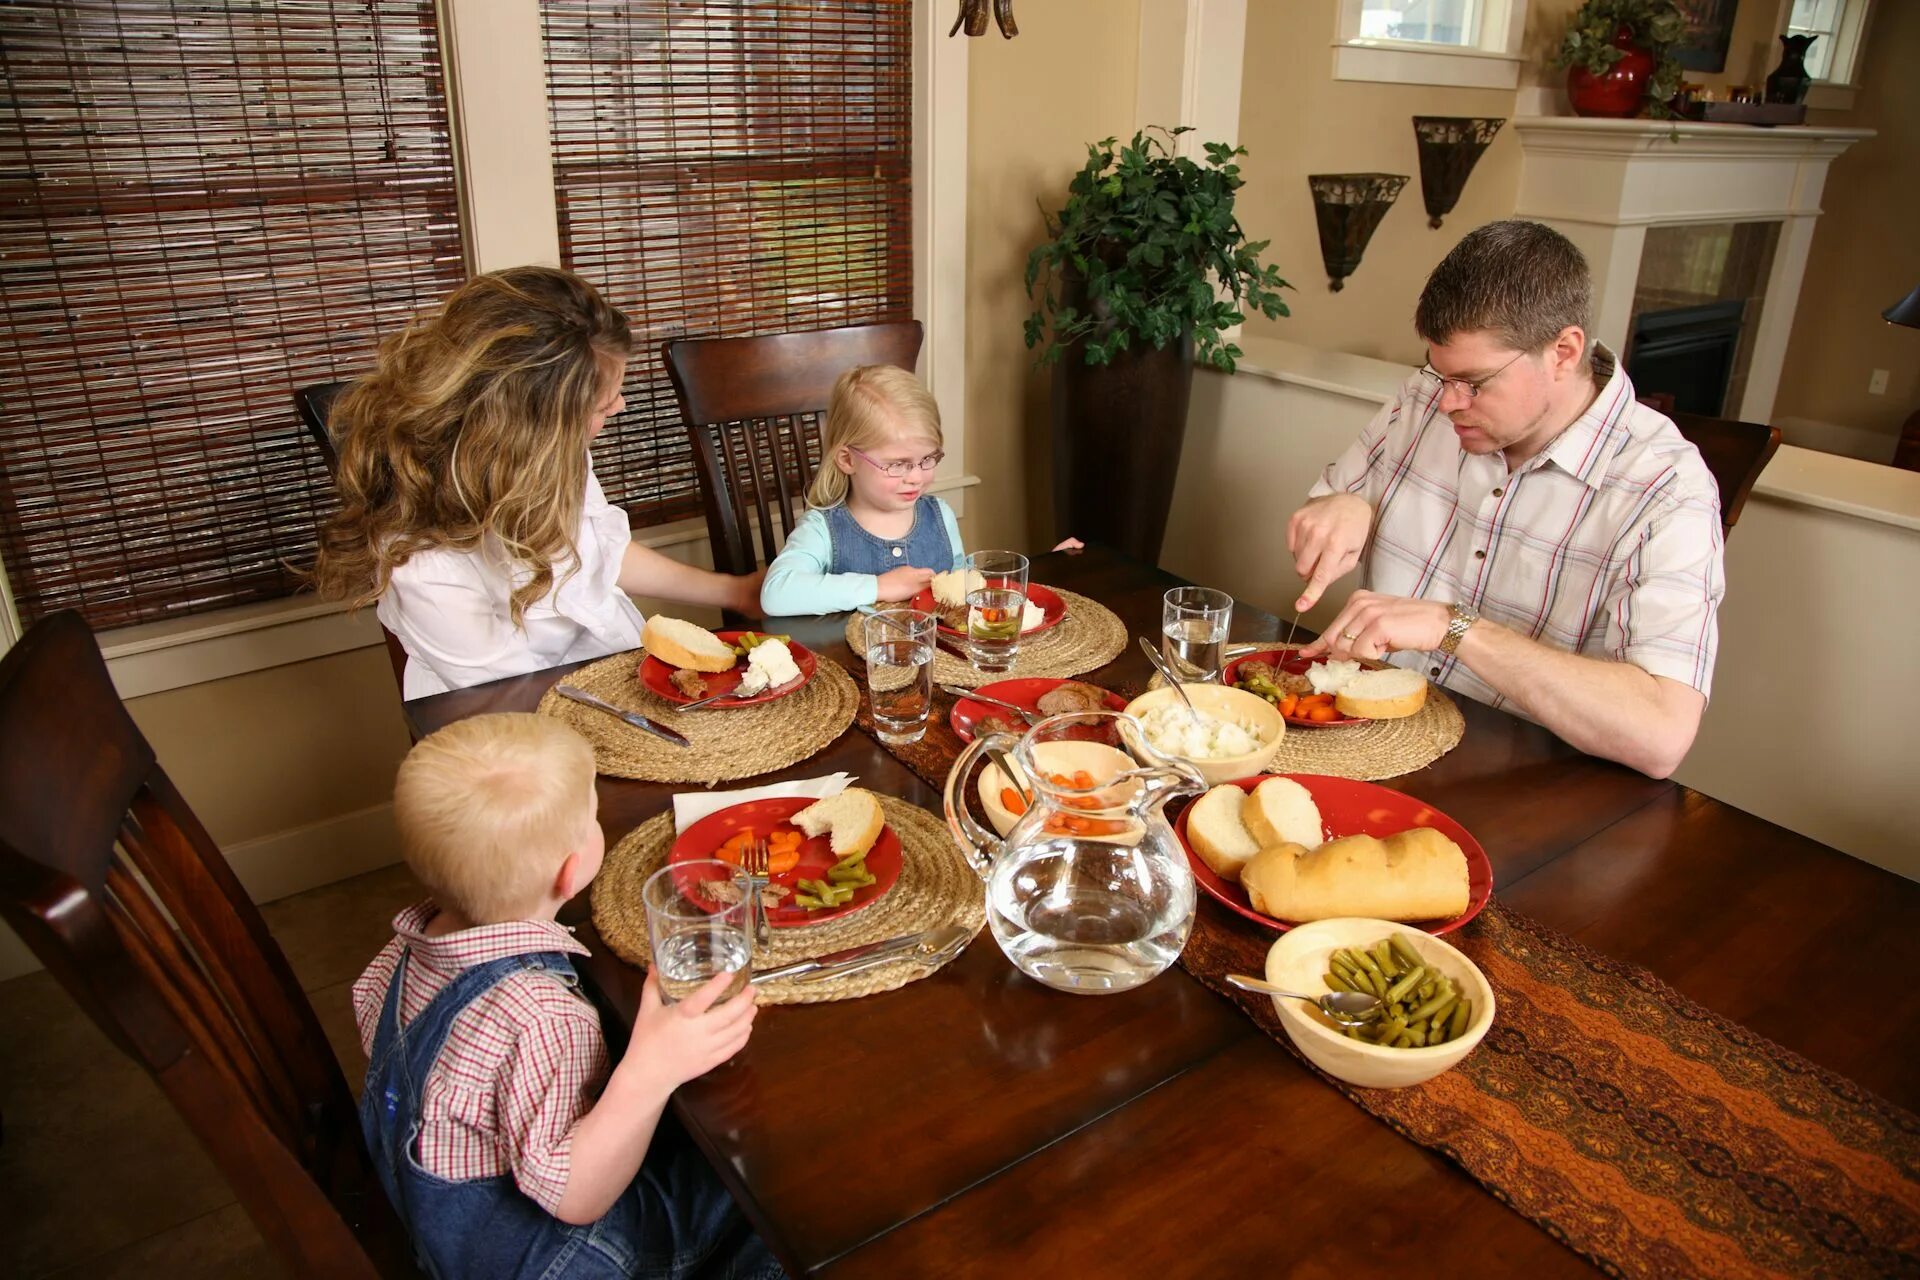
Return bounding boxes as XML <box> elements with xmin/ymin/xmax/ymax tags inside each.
<box><xmin>405</xmin><ymin>544</ymin><xmax>1920</xmax><ymax>1278</ymax></box>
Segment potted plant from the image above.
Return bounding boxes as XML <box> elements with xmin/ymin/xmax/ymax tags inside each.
<box><xmin>1025</xmin><ymin>127</ymin><xmax>1290</xmax><ymax>564</ymax></box>
<box><xmin>1553</xmin><ymin>0</ymin><xmax>1685</xmax><ymax>118</ymax></box>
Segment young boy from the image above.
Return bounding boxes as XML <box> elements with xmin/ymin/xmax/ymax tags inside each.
<box><xmin>354</xmin><ymin>712</ymin><xmax>779</xmax><ymax>1279</ymax></box>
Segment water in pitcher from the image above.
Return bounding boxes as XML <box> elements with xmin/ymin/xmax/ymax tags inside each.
<box><xmin>985</xmin><ymin>833</ymin><xmax>1194</xmax><ymax>993</ymax></box>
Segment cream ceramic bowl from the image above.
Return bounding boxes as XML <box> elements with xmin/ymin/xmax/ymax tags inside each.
<box><xmin>977</xmin><ymin>739</ymin><xmax>1141</xmax><ymax>839</ymax></box>
<box><xmin>1121</xmin><ymin>683</ymin><xmax>1285</xmax><ymax>786</ymax></box>
<box><xmin>1264</xmin><ymin>917</ymin><xmax>1494</xmax><ymax>1089</ymax></box>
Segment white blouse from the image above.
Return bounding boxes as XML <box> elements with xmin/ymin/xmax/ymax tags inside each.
<box><xmin>377</xmin><ymin>460</ymin><xmax>645</xmax><ymax>699</ymax></box>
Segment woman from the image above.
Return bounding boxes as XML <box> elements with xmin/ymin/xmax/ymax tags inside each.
<box><xmin>312</xmin><ymin>267</ymin><xmax>759</xmax><ymax>697</ymax></box>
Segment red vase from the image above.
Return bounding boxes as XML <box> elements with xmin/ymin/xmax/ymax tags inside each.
<box><xmin>1567</xmin><ymin>27</ymin><xmax>1654</xmax><ymax>118</ymax></box>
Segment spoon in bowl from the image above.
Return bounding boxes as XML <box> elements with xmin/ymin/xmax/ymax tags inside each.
<box><xmin>1225</xmin><ymin>973</ymin><xmax>1383</xmax><ymax>1026</ymax></box>
<box><xmin>1137</xmin><ymin>636</ymin><xmax>1203</xmax><ymax>723</ymax></box>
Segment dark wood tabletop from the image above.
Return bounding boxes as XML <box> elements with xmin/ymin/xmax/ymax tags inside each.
<box><xmin>405</xmin><ymin>544</ymin><xmax>1920</xmax><ymax>1278</ymax></box>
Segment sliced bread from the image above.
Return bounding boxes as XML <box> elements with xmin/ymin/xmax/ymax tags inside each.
<box><xmin>790</xmin><ymin>788</ymin><xmax>885</xmax><ymax>860</ymax></box>
<box><xmin>1333</xmin><ymin>667</ymin><xmax>1428</xmax><ymax>720</ymax></box>
<box><xmin>1241</xmin><ymin>776</ymin><xmax>1324</xmax><ymax>851</ymax></box>
<box><xmin>643</xmin><ymin>616</ymin><xmax>737</xmax><ymax>673</ymax></box>
<box><xmin>1185</xmin><ymin>784</ymin><xmax>1262</xmax><ymax>883</ymax></box>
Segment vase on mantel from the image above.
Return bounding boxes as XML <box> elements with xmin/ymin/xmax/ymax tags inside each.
<box><xmin>1765</xmin><ymin>34</ymin><xmax>1818</xmax><ymax>105</ymax></box>
<box><xmin>1567</xmin><ymin>27</ymin><xmax>1654</xmax><ymax>118</ymax></box>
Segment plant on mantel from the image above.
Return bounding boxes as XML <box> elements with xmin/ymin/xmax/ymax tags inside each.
<box><xmin>1553</xmin><ymin>0</ymin><xmax>1687</xmax><ymax>118</ymax></box>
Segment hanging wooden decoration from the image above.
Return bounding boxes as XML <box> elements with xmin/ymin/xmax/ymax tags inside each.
<box><xmin>1307</xmin><ymin>174</ymin><xmax>1408</xmax><ymax>292</ymax></box>
<box><xmin>1412</xmin><ymin>117</ymin><xmax>1505</xmax><ymax>229</ymax></box>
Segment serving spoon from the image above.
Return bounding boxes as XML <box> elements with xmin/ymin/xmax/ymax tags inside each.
<box><xmin>1225</xmin><ymin>973</ymin><xmax>1383</xmax><ymax>1027</ymax></box>
<box><xmin>1137</xmin><ymin>636</ymin><xmax>1203</xmax><ymax>722</ymax></box>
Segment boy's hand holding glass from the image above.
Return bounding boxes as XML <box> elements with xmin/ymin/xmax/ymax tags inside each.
<box><xmin>876</xmin><ymin>565</ymin><xmax>935</xmax><ymax>602</ymax></box>
<box><xmin>628</xmin><ymin>968</ymin><xmax>758</xmax><ymax>1087</ymax></box>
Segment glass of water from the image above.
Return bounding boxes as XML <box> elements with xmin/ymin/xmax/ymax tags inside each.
<box><xmin>1161</xmin><ymin>586</ymin><xmax>1233</xmax><ymax>683</ymax></box>
<box><xmin>643</xmin><ymin>859</ymin><xmax>753</xmax><ymax>1005</ymax></box>
<box><xmin>863</xmin><ymin>608</ymin><xmax>935</xmax><ymax>745</ymax></box>
<box><xmin>964</xmin><ymin>550</ymin><xmax>1029</xmax><ymax>675</ymax></box>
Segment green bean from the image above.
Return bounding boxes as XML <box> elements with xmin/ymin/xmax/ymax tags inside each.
<box><xmin>1324</xmin><ymin>970</ymin><xmax>1353</xmax><ymax>993</ymax></box>
<box><xmin>1392</xmin><ymin>1030</ymin><xmax>1415</xmax><ymax>1048</ymax></box>
<box><xmin>1449</xmin><ymin>1000</ymin><xmax>1471</xmax><ymax>1042</ymax></box>
<box><xmin>1371</xmin><ymin>1015</ymin><xmax>1407</xmax><ymax>1045</ymax></box>
<box><xmin>826</xmin><ymin>866</ymin><xmax>866</xmax><ymax>884</ymax></box>
<box><xmin>1389</xmin><ymin>933</ymin><xmax>1423</xmax><ymax>971</ymax></box>
<box><xmin>1373</xmin><ymin>941</ymin><xmax>1398</xmax><ymax>977</ymax></box>
<box><xmin>1384</xmin><ymin>966</ymin><xmax>1426</xmax><ymax>1004</ymax></box>
<box><xmin>1406</xmin><ymin>1025</ymin><xmax>1427</xmax><ymax>1048</ymax></box>
<box><xmin>794</xmin><ymin>893</ymin><xmax>824</xmax><ymax>909</ymax></box>
<box><xmin>1348</xmin><ymin>947</ymin><xmax>1383</xmax><ymax>978</ymax></box>
<box><xmin>1408</xmin><ymin>986</ymin><xmax>1457</xmax><ymax>1024</ymax></box>
<box><xmin>831</xmin><ymin>851</ymin><xmax>869</xmax><ymax>871</ymax></box>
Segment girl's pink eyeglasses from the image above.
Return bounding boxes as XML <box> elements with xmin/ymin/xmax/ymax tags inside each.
<box><xmin>849</xmin><ymin>445</ymin><xmax>944</xmax><ymax>479</ymax></box>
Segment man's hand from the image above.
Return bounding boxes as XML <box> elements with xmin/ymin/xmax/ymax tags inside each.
<box><xmin>875</xmin><ymin>565</ymin><xmax>935</xmax><ymax>602</ymax></box>
<box><xmin>1286</xmin><ymin>493</ymin><xmax>1372</xmax><ymax>611</ymax></box>
<box><xmin>1300</xmin><ymin>590</ymin><xmax>1450</xmax><ymax>662</ymax></box>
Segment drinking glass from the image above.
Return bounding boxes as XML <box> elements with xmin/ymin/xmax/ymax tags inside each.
<box><xmin>643</xmin><ymin>859</ymin><xmax>753</xmax><ymax>1004</ymax></box>
<box><xmin>964</xmin><ymin>550</ymin><xmax>1029</xmax><ymax>675</ymax></box>
<box><xmin>1161</xmin><ymin>586</ymin><xmax>1233</xmax><ymax>683</ymax></box>
<box><xmin>863</xmin><ymin>608</ymin><xmax>935</xmax><ymax>745</ymax></box>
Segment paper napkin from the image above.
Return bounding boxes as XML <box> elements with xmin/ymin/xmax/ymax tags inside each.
<box><xmin>671</xmin><ymin>772</ymin><xmax>856</xmax><ymax>834</ymax></box>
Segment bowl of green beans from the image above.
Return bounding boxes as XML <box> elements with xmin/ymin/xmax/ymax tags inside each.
<box><xmin>1264</xmin><ymin>918</ymin><xmax>1495</xmax><ymax>1089</ymax></box>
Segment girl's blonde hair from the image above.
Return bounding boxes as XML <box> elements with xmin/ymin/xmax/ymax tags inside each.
<box><xmin>806</xmin><ymin>364</ymin><xmax>943</xmax><ymax>508</ymax></box>
<box><xmin>310</xmin><ymin>266</ymin><xmax>632</xmax><ymax>625</ymax></box>
<box><xmin>393</xmin><ymin>713</ymin><xmax>597</xmax><ymax>924</ymax></box>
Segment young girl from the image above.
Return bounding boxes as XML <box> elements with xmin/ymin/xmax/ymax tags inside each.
<box><xmin>759</xmin><ymin>365</ymin><xmax>1076</xmax><ymax>616</ymax></box>
<box><xmin>311</xmin><ymin>267</ymin><xmax>761</xmax><ymax>697</ymax></box>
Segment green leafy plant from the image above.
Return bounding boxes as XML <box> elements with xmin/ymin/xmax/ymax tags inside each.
<box><xmin>1024</xmin><ymin>127</ymin><xmax>1290</xmax><ymax>372</ymax></box>
<box><xmin>1553</xmin><ymin>0</ymin><xmax>1687</xmax><ymax>117</ymax></box>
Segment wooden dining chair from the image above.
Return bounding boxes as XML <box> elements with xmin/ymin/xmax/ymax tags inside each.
<box><xmin>1667</xmin><ymin>410</ymin><xmax>1782</xmax><ymax>537</ymax></box>
<box><xmin>663</xmin><ymin>321</ymin><xmax>924</xmax><ymax>575</ymax></box>
<box><xmin>0</xmin><ymin>611</ymin><xmax>419</xmax><ymax>1278</ymax></box>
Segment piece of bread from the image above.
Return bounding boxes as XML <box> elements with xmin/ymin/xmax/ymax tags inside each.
<box><xmin>1240</xmin><ymin>828</ymin><xmax>1470</xmax><ymax>923</ymax></box>
<box><xmin>1240</xmin><ymin>777</ymin><xmax>1324</xmax><ymax>850</ymax></box>
<box><xmin>1185</xmin><ymin>785</ymin><xmax>1262</xmax><ymax>883</ymax></box>
<box><xmin>790</xmin><ymin>788</ymin><xmax>885</xmax><ymax>860</ymax></box>
<box><xmin>643</xmin><ymin>617</ymin><xmax>737</xmax><ymax>673</ymax></box>
<box><xmin>931</xmin><ymin>568</ymin><xmax>983</xmax><ymax>609</ymax></box>
<box><xmin>1333</xmin><ymin>667</ymin><xmax>1428</xmax><ymax>720</ymax></box>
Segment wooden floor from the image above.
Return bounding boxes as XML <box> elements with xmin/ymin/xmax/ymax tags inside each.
<box><xmin>0</xmin><ymin>862</ymin><xmax>423</xmax><ymax>1279</ymax></box>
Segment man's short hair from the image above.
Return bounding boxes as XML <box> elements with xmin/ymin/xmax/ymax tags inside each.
<box><xmin>393</xmin><ymin>713</ymin><xmax>596</xmax><ymax>923</ymax></box>
<box><xmin>1415</xmin><ymin>220</ymin><xmax>1593</xmax><ymax>354</ymax></box>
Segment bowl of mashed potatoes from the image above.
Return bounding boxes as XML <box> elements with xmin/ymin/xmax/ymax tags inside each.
<box><xmin>1122</xmin><ymin>683</ymin><xmax>1285</xmax><ymax>785</ymax></box>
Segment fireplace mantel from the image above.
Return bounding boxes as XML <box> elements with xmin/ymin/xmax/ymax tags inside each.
<box><xmin>1513</xmin><ymin>117</ymin><xmax>1872</xmax><ymax>424</ymax></box>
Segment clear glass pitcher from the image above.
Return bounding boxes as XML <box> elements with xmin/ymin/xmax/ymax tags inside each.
<box><xmin>944</xmin><ymin>710</ymin><xmax>1205</xmax><ymax>994</ymax></box>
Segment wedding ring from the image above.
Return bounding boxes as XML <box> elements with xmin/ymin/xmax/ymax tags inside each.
<box><xmin>1341</xmin><ymin>630</ymin><xmax>1360</xmax><ymax>641</ymax></box>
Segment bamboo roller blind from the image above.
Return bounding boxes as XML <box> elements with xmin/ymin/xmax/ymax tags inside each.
<box><xmin>0</xmin><ymin>0</ymin><xmax>464</xmax><ymax>631</ymax></box>
<box><xmin>541</xmin><ymin>0</ymin><xmax>914</xmax><ymax>529</ymax></box>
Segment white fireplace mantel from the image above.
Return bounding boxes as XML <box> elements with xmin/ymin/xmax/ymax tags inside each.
<box><xmin>1513</xmin><ymin>117</ymin><xmax>1873</xmax><ymax>424</ymax></box>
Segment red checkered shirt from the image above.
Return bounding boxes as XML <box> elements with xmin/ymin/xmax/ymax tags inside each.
<box><xmin>352</xmin><ymin>902</ymin><xmax>605</xmax><ymax>1214</ymax></box>
<box><xmin>1309</xmin><ymin>345</ymin><xmax>1725</xmax><ymax>713</ymax></box>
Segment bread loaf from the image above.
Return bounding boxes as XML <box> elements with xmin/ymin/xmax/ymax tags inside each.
<box><xmin>1240</xmin><ymin>777</ymin><xmax>1324</xmax><ymax>850</ymax></box>
<box><xmin>790</xmin><ymin>788</ymin><xmax>885</xmax><ymax>860</ymax></box>
<box><xmin>1332</xmin><ymin>667</ymin><xmax>1428</xmax><ymax>720</ymax></box>
<box><xmin>1240</xmin><ymin>827</ymin><xmax>1469</xmax><ymax>923</ymax></box>
<box><xmin>1185</xmin><ymin>785</ymin><xmax>1261</xmax><ymax>882</ymax></box>
<box><xmin>643</xmin><ymin>617</ymin><xmax>737</xmax><ymax>673</ymax></box>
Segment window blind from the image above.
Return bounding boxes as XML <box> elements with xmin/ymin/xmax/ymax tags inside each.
<box><xmin>540</xmin><ymin>0</ymin><xmax>913</xmax><ymax>529</ymax></box>
<box><xmin>0</xmin><ymin>0</ymin><xmax>465</xmax><ymax>631</ymax></box>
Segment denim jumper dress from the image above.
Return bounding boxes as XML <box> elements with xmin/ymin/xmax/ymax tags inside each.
<box><xmin>821</xmin><ymin>495</ymin><xmax>956</xmax><ymax>575</ymax></box>
<box><xmin>359</xmin><ymin>949</ymin><xmax>781</xmax><ymax>1280</ymax></box>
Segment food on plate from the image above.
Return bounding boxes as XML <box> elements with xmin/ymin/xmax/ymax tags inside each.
<box><xmin>715</xmin><ymin>827</ymin><xmax>803</xmax><ymax>876</ymax></box>
<box><xmin>1185</xmin><ymin>784</ymin><xmax>1263</xmax><ymax>882</ymax></box>
<box><xmin>643</xmin><ymin>617</ymin><xmax>737</xmax><ymax>673</ymax></box>
<box><xmin>1136</xmin><ymin>702</ymin><xmax>1265</xmax><ymax>760</ymax></box>
<box><xmin>793</xmin><ymin>847</ymin><xmax>877</xmax><ymax>910</ymax></box>
<box><xmin>929</xmin><ymin>568</ymin><xmax>982</xmax><ymax>629</ymax></box>
<box><xmin>733</xmin><ymin>637</ymin><xmax>801</xmax><ymax>697</ymax></box>
<box><xmin>973</xmin><ymin>712</ymin><xmax>1020</xmax><ymax>738</ymax></box>
<box><xmin>668</xmin><ymin>668</ymin><xmax>707</xmax><ymax>698</ymax></box>
<box><xmin>790</xmin><ymin>788</ymin><xmax>885</xmax><ymax>861</ymax></box>
<box><xmin>727</xmin><ymin>630</ymin><xmax>790</xmax><ymax>656</ymax></box>
<box><xmin>1235</xmin><ymin>659</ymin><xmax>1313</xmax><ymax>702</ymax></box>
<box><xmin>1306</xmin><ymin>659</ymin><xmax>1363</xmax><ymax>695</ymax></box>
<box><xmin>1239</xmin><ymin>776</ymin><xmax>1325</xmax><ymax>850</ymax></box>
<box><xmin>1035</xmin><ymin>680</ymin><xmax>1108</xmax><ymax>716</ymax></box>
<box><xmin>1332</xmin><ymin>667</ymin><xmax>1428</xmax><ymax>720</ymax></box>
<box><xmin>1325</xmin><ymin>933</ymin><xmax>1474</xmax><ymax>1048</ymax></box>
<box><xmin>1240</xmin><ymin>828</ymin><xmax>1471</xmax><ymax>924</ymax></box>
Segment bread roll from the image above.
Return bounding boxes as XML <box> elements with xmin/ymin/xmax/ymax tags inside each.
<box><xmin>1241</xmin><ymin>828</ymin><xmax>1469</xmax><ymax>923</ymax></box>
<box><xmin>1241</xmin><ymin>777</ymin><xmax>1323</xmax><ymax>850</ymax></box>
<box><xmin>1185</xmin><ymin>785</ymin><xmax>1261</xmax><ymax>882</ymax></box>
<box><xmin>1333</xmin><ymin>667</ymin><xmax>1428</xmax><ymax>720</ymax></box>
<box><xmin>790</xmin><ymin>788</ymin><xmax>885</xmax><ymax>860</ymax></box>
<box><xmin>643</xmin><ymin>617</ymin><xmax>737</xmax><ymax>673</ymax></box>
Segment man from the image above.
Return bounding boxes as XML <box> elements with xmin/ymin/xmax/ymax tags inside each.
<box><xmin>1290</xmin><ymin>220</ymin><xmax>1724</xmax><ymax>779</ymax></box>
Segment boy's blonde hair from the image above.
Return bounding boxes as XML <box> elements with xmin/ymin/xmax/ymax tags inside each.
<box><xmin>393</xmin><ymin>713</ymin><xmax>597</xmax><ymax>924</ymax></box>
<box><xmin>807</xmin><ymin>364</ymin><xmax>943</xmax><ymax>508</ymax></box>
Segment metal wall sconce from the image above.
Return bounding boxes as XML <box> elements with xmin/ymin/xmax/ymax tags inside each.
<box><xmin>1412</xmin><ymin>117</ymin><xmax>1504</xmax><ymax>229</ymax></box>
<box><xmin>1307</xmin><ymin>173</ymin><xmax>1408</xmax><ymax>292</ymax></box>
<box><xmin>950</xmin><ymin>0</ymin><xmax>1017</xmax><ymax>37</ymax></box>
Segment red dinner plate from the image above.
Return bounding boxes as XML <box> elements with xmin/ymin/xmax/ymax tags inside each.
<box><xmin>949</xmin><ymin>678</ymin><xmax>1130</xmax><ymax>743</ymax></box>
<box><xmin>669</xmin><ymin>796</ymin><xmax>901</xmax><ymax>928</ymax></box>
<box><xmin>638</xmin><ymin>631</ymin><xmax>819</xmax><ymax>708</ymax></box>
<box><xmin>1222</xmin><ymin>649</ymin><xmax>1382</xmax><ymax>729</ymax></box>
<box><xmin>911</xmin><ymin>582</ymin><xmax>1068</xmax><ymax>638</ymax></box>
<box><xmin>1175</xmin><ymin>774</ymin><xmax>1492</xmax><ymax>935</ymax></box>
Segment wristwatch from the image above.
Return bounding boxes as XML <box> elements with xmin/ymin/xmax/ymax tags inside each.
<box><xmin>1438</xmin><ymin>602</ymin><xmax>1479</xmax><ymax>657</ymax></box>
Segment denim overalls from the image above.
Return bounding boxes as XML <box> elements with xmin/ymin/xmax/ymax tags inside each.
<box><xmin>822</xmin><ymin>495</ymin><xmax>956</xmax><ymax>574</ymax></box>
<box><xmin>360</xmin><ymin>949</ymin><xmax>781</xmax><ymax>1280</ymax></box>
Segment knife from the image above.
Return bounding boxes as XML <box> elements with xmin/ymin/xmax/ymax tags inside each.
<box><xmin>750</xmin><ymin>924</ymin><xmax>971</xmax><ymax>985</ymax></box>
<box><xmin>553</xmin><ymin>684</ymin><xmax>692</xmax><ymax>748</ymax></box>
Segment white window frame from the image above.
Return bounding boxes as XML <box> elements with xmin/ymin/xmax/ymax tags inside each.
<box><xmin>1332</xmin><ymin>0</ymin><xmax>1527</xmax><ymax>89</ymax></box>
<box><xmin>1779</xmin><ymin>0</ymin><xmax>1876</xmax><ymax>111</ymax></box>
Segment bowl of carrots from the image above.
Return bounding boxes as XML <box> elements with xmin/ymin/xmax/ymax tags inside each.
<box><xmin>975</xmin><ymin>738</ymin><xmax>1145</xmax><ymax>842</ymax></box>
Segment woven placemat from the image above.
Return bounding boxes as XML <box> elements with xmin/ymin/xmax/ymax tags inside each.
<box><xmin>589</xmin><ymin>795</ymin><xmax>986</xmax><ymax>1005</ymax></box>
<box><xmin>536</xmin><ymin>650</ymin><xmax>857</xmax><ymax>783</ymax></box>
<box><xmin>844</xmin><ymin>588</ymin><xmax>1126</xmax><ymax>689</ymax></box>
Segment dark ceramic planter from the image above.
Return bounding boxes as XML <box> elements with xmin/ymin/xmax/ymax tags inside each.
<box><xmin>1568</xmin><ymin>27</ymin><xmax>1654</xmax><ymax>118</ymax></box>
<box><xmin>1050</xmin><ymin>333</ymin><xmax>1194</xmax><ymax>566</ymax></box>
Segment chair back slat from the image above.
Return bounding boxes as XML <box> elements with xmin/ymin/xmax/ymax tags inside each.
<box><xmin>663</xmin><ymin>322</ymin><xmax>924</xmax><ymax>574</ymax></box>
<box><xmin>1667</xmin><ymin>410</ymin><xmax>1782</xmax><ymax>537</ymax></box>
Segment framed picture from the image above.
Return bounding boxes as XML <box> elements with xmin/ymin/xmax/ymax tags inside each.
<box><xmin>1672</xmin><ymin>0</ymin><xmax>1739</xmax><ymax>72</ymax></box>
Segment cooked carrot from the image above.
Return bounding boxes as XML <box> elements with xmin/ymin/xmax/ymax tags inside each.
<box><xmin>1308</xmin><ymin>704</ymin><xmax>1340</xmax><ymax>722</ymax></box>
<box><xmin>1001</xmin><ymin>787</ymin><xmax>1028</xmax><ymax>816</ymax></box>
<box><xmin>1279</xmin><ymin>693</ymin><xmax>1299</xmax><ymax>717</ymax></box>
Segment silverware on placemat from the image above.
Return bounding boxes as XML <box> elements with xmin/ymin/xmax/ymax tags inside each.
<box><xmin>553</xmin><ymin>685</ymin><xmax>692</xmax><ymax>748</ymax></box>
<box><xmin>750</xmin><ymin>923</ymin><xmax>971</xmax><ymax>986</ymax></box>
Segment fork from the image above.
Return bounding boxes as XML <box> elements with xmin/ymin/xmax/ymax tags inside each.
<box><xmin>740</xmin><ymin>837</ymin><xmax>773</xmax><ymax>952</ymax></box>
<box><xmin>940</xmin><ymin>685</ymin><xmax>1044</xmax><ymax>726</ymax></box>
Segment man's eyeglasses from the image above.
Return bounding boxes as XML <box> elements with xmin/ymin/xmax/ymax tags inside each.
<box><xmin>1415</xmin><ymin>349</ymin><xmax>1527</xmax><ymax>401</ymax></box>
<box><xmin>849</xmin><ymin>445</ymin><xmax>945</xmax><ymax>479</ymax></box>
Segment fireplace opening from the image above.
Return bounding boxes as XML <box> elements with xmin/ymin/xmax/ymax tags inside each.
<box><xmin>1625</xmin><ymin>300</ymin><xmax>1747</xmax><ymax>417</ymax></box>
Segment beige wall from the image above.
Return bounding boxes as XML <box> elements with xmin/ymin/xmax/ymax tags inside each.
<box><xmin>1773</xmin><ymin>1</ymin><xmax>1919</xmax><ymax>444</ymax></box>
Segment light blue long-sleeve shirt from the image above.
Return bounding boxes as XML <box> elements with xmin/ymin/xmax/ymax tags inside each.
<box><xmin>759</xmin><ymin>497</ymin><xmax>966</xmax><ymax>616</ymax></box>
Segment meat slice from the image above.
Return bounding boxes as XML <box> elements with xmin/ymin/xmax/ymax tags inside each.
<box><xmin>1035</xmin><ymin>681</ymin><xmax>1108</xmax><ymax>716</ymax></box>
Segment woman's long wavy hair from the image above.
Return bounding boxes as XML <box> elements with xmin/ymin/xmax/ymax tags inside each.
<box><xmin>310</xmin><ymin>267</ymin><xmax>632</xmax><ymax>626</ymax></box>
